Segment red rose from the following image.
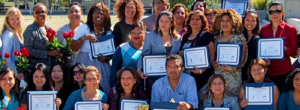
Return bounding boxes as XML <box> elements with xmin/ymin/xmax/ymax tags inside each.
<box><xmin>4</xmin><ymin>53</ymin><xmax>10</xmax><ymax>58</ymax></box>
<box><xmin>14</xmin><ymin>50</ymin><xmax>22</xmax><ymax>56</ymax></box>
<box><xmin>69</xmin><ymin>31</ymin><xmax>75</xmax><ymax>38</ymax></box>
<box><xmin>16</xmin><ymin>107</ymin><xmax>25</xmax><ymax>110</ymax></box>
<box><xmin>22</xmin><ymin>52</ymin><xmax>29</xmax><ymax>57</ymax></box>
<box><xmin>2</xmin><ymin>108</ymin><xmax>6</xmax><ymax>110</ymax></box>
<box><xmin>21</xmin><ymin>48</ymin><xmax>29</xmax><ymax>53</ymax></box>
<box><xmin>62</xmin><ymin>32</ymin><xmax>69</xmax><ymax>39</ymax></box>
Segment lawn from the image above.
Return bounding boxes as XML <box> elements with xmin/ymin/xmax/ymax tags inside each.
<box><xmin>0</xmin><ymin>15</ymin><xmax>119</xmax><ymax>33</ymax></box>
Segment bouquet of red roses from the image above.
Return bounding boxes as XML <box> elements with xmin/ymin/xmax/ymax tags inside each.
<box><xmin>62</xmin><ymin>31</ymin><xmax>75</xmax><ymax>56</ymax></box>
<box><xmin>46</xmin><ymin>28</ymin><xmax>64</xmax><ymax>61</ymax></box>
<box><xmin>14</xmin><ymin>48</ymin><xmax>30</xmax><ymax>82</ymax></box>
<box><xmin>0</xmin><ymin>53</ymin><xmax>10</xmax><ymax>69</ymax></box>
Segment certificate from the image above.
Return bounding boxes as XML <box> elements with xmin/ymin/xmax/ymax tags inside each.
<box><xmin>216</xmin><ymin>43</ymin><xmax>242</xmax><ymax>66</ymax></box>
<box><xmin>183</xmin><ymin>46</ymin><xmax>210</xmax><ymax>69</ymax></box>
<box><xmin>90</xmin><ymin>34</ymin><xmax>115</xmax><ymax>58</ymax></box>
<box><xmin>75</xmin><ymin>101</ymin><xmax>102</xmax><ymax>110</ymax></box>
<box><xmin>143</xmin><ymin>55</ymin><xmax>167</xmax><ymax>76</ymax></box>
<box><xmin>222</xmin><ymin>0</ymin><xmax>248</xmax><ymax>16</ymax></box>
<box><xmin>204</xmin><ymin>107</ymin><xmax>230</xmax><ymax>110</ymax></box>
<box><xmin>257</xmin><ymin>38</ymin><xmax>285</xmax><ymax>60</ymax></box>
<box><xmin>120</xmin><ymin>99</ymin><xmax>148</xmax><ymax>110</ymax></box>
<box><xmin>244</xmin><ymin>83</ymin><xmax>273</xmax><ymax>105</ymax></box>
<box><xmin>150</xmin><ymin>102</ymin><xmax>178</xmax><ymax>110</ymax></box>
<box><xmin>27</xmin><ymin>91</ymin><xmax>57</xmax><ymax>110</ymax></box>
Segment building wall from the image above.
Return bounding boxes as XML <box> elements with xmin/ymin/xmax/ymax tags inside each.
<box><xmin>284</xmin><ymin>0</ymin><xmax>300</xmax><ymax>18</ymax></box>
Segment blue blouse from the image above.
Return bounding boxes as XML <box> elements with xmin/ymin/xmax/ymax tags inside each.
<box><xmin>0</xmin><ymin>92</ymin><xmax>19</xmax><ymax>110</ymax></box>
<box><xmin>278</xmin><ymin>90</ymin><xmax>300</xmax><ymax>110</ymax></box>
<box><xmin>63</xmin><ymin>89</ymin><xmax>108</xmax><ymax>110</ymax></box>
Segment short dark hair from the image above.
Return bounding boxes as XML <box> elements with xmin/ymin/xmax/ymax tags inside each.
<box><xmin>284</xmin><ymin>68</ymin><xmax>300</xmax><ymax>92</ymax></box>
<box><xmin>166</xmin><ymin>54</ymin><xmax>183</xmax><ymax>67</ymax></box>
<box><xmin>33</xmin><ymin>3</ymin><xmax>47</xmax><ymax>14</ymax></box>
<box><xmin>268</xmin><ymin>2</ymin><xmax>283</xmax><ymax>10</ymax></box>
<box><xmin>68</xmin><ymin>2</ymin><xmax>83</xmax><ymax>14</ymax></box>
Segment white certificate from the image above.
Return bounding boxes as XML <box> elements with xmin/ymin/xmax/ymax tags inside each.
<box><xmin>216</xmin><ymin>43</ymin><xmax>242</xmax><ymax>66</ymax></box>
<box><xmin>143</xmin><ymin>55</ymin><xmax>167</xmax><ymax>76</ymax></box>
<box><xmin>258</xmin><ymin>38</ymin><xmax>284</xmax><ymax>59</ymax></box>
<box><xmin>120</xmin><ymin>99</ymin><xmax>147</xmax><ymax>110</ymax></box>
<box><xmin>183</xmin><ymin>46</ymin><xmax>210</xmax><ymax>69</ymax></box>
<box><xmin>27</xmin><ymin>91</ymin><xmax>57</xmax><ymax>110</ymax></box>
<box><xmin>91</xmin><ymin>38</ymin><xmax>115</xmax><ymax>58</ymax></box>
<box><xmin>222</xmin><ymin>0</ymin><xmax>248</xmax><ymax>16</ymax></box>
<box><xmin>75</xmin><ymin>101</ymin><xmax>102</xmax><ymax>110</ymax></box>
<box><xmin>204</xmin><ymin>107</ymin><xmax>230</xmax><ymax>110</ymax></box>
<box><xmin>245</xmin><ymin>86</ymin><xmax>273</xmax><ymax>105</ymax></box>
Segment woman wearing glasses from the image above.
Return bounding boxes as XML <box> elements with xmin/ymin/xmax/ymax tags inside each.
<box><xmin>70</xmin><ymin>2</ymin><xmax>112</xmax><ymax>93</ymax></box>
<box><xmin>112</xmin><ymin>0</ymin><xmax>144</xmax><ymax>47</ymax></box>
<box><xmin>64</xmin><ymin>66</ymin><xmax>109</xmax><ymax>110</ymax></box>
<box><xmin>24</xmin><ymin>3</ymin><xmax>62</xmax><ymax>68</ymax></box>
<box><xmin>56</xmin><ymin>2</ymin><xmax>83</xmax><ymax>65</ymax></box>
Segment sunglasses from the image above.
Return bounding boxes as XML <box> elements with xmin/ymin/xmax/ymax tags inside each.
<box><xmin>268</xmin><ymin>10</ymin><xmax>282</xmax><ymax>15</ymax></box>
<box><xmin>73</xmin><ymin>70</ymin><xmax>82</xmax><ymax>76</ymax></box>
<box><xmin>34</xmin><ymin>10</ymin><xmax>47</xmax><ymax>14</ymax></box>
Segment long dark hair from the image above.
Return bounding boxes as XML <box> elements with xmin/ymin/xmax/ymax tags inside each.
<box><xmin>25</xmin><ymin>63</ymin><xmax>53</xmax><ymax>91</ymax></box>
<box><xmin>70</xmin><ymin>62</ymin><xmax>86</xmax><ymax>84</ymax></box>
<box><xmin>242</xmin><ymin>10</ymin><xmax>260</xmax><ymax>40</ymax></box>
<box><xmin>86</xmin><ymin>2</ymin><xmax>111</xmax><ymax>35</ymax></box>
<box><xmin>50</xmin><ymin>62</ymin><xmax>68</xmax><ymax>85</ymax></box>
<box><xmin>116</xmin><ymin>67</ymin><xmax>142</xmax><ymax>98</ymax></box>
<box><xmin>186</xmin><ymin>10</ymin><xmax>209</xmax><ymax>34</ymax></box>
<box><xmin>244</xmin><ymin>58</ymin><xmax>272</xmax><ymax>83</ymax></box>
<box><xmin>284</xmin><ymin>68</ymin><xmax>300</xmax><ymax>92</ymax></box>
<box><xmin>0</xmin><ymin>68</ymin><xmax>19</xmax><ymax>103</ymax></box>
<box><xmin>154</xmin><ymin>11</ymin><xmax>179</xmax><ymax>40</ymax></box>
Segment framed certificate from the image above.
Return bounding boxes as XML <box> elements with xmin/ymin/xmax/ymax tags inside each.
<box><xmin>150</xmin><ymin>102</ymin><xmax>178</xmax><ymax>110</ymax></box>
<box><xmin>244</xmin><ymin>83</ymin><xmax>274</xmax><ymax>106</ymax></box>
<box><xmin>90</xmin><ymin>34</ymin><xmax>116</xmax><ymax>58</ymax></box>
<box><xmin>120</xmin><ymin>99</ymin><xmax>148</xmax><ymax>110</ymax></box>
<box><xmin>222</xmin><ymin>0</ymin><xmax>248</xmax><ymax>16</ymax></box>
<box><xmin>216</xmin><ymin>42</ymin><xmax>243</xmax><ymax>66</ymax></box>
<box><xmin>75</xmin><ymin>101</ymin><xmax>102</xmax><ymax>110</ymax></box>
<box><xmin>183</xmin><ymin>46</ymin><xmax>210</xmax><ymax>69</ymax></box>
<box><xmin>204</xmin><ymin>107</ymin><xmax>230</xmax><ymax>110</ymax></box>
<box><xmin>143</xmin><ymin>55</ymin><xmax>167</xmax><ymax>76</ymax></box>
<box><xmin>257</xmin><ymin>38</ymin><xmax>285</xmax><ymax>60</ymax></box>
<box><xmin>27</xmin><ymin>91</ymin><xmax>57</xmax><ymax>110</ymax></box>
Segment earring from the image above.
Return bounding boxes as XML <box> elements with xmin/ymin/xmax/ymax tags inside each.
<box><xmin>169</xmin><ymin>28</ymin><xmax>172</xmax><ymax>34</ymax></box>
<box><xmin>157</xmin><ymin>27</ymin><xmax>161</xmax><ymax>33</ymax></box>
<box><xmin>219</xmin><ymin>29</ymin><xmax>222</xmax><ymax>36</ymax></box>
<box><xmin>232</xmin><ymin>28</ymin><xmax>235</xmax><ymax>35</ymax></box>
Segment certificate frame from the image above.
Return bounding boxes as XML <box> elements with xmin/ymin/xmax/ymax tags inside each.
<box><xmin>119</xmin><ymin>98</ymin><xmax>148</xmax><ymax>110</ymax></box>
<box><xmin>143</xmin><ymin>55</ymin><xmax>167</xmax><ymax>76</ymax></box>
<box><xmin>183</xmin><ymin>46</ymin><xmax>210</xmax><ymax>69</ymax></box>
<box><xmin>244</xmin><ymin>83</ymin><xmax>274</xmax><ymax>106</ymax></box>
<box><xmin>222</xmin><ymin>0</ymin><xmax>248</xmax><ymax>16</ymax></box>
<box><xmin>257</xmin><ymin>38</ymin><xmax>285</xmax><ymax>60</ymax></box>
<box><xmin>27</xmin><ymin>91</ymin><xmax>57</xmax><ymax>110</ymax></box>
<box><xmin>150</xmin><ymin>102</ymin><xmax>179</xmax><ymax>110</ymax></box>
<box><xmin>75</xmin><ymin>101</ymin><xmax>102</xmax><ymax>110</ymax></box>
<box><xmin>216</xmin><ymin>42</ymin><xmax>243</xmax><ymax>66</ymax></box>
<box><xmin>204</xmin><ymin>107</ymin><xmax>230</xmax><ymax>110</ymax></box>
<box><xmin>90</xmin><ymin>34</ymin><xmax>116</xmax><ymax>58</ymax></box>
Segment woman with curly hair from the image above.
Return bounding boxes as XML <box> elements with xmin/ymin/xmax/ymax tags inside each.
<box><xmin>212</xmin><ymin>9</ymin><xmax>247</xmax><ymax>96</ymax></box>
<box><xmin>113</xmin><ymin>0</ymin><xmax>145</xmax><ymax>47</ymax></box>
<box><xmin>170</xmin><ymin>3</ymin><xmax>188</xmax><ymax>36</ymax></box>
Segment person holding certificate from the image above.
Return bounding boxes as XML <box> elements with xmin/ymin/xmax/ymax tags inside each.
<box><xmin>142</xmin><ymin>0</ymin><xmax>169</xmax><ymax>32</ymax></box>
<box><xmin>191</xmin><ymin>0</ymin><xmax>206</xmax><ymax>12</ymax></box>
<box><xmin>63</xmin><ymin>66</ymin><xmax>109</xmax><ymax>110</ymax></box>
<box><xmin>110</xmin><ymin>22</ymin><xmax>146</xmax><ymax>87</ymax></box>
<box><xmin>137</xmin><ymin>11</ymin><xmax>181</xmax><ymax>98</ymax></box>
<box><xmin>70</xmin><ymin>2</ymin><xmax>112</xmax><ymax>93</ymax></box>
<box><xmin>278</xmin><ymin>69</ymin><xmax>300</xmax><ymax>109</ymax></box>
<box><xmin>108</xmin><ymin>67</ymin><xmax>147</xmax><ymax>110</ymax></box>
<box><xmin>200</xmin><ymin>74</ymin><xmax>240</xmax><ymax>110</ymax></box>
<box><xmin>179</xmin><ymin>10</ymin><xmax>215</xmax><ymax>91</ymax></box>
<box><xmin>20</xmin><ymin>63</ymin><xmax>61</xmax><ymax>110</ymax></box>
<box><xmin>238</xmin><ymin>58</ymin><xmax>279</xmax><ymax>109</ymax></box>
<box><xmin>212</xmin><ymin>9</ymin><xmax>247</xmax><ymax>96</ymax></box>
<box><xmin>260</xmin><ymin>2</ymin><xmax>298</xmax><ymax>93</ymax></box>
<box><xmin>112</xmin><ymin>0</ymin><xmax>145</xmax><ymax>47</ymax></box>
<box><xmin>241</xmin><ymin>10</ymin><xmax>260</xmax><ymax>81</ymax></box>
<box><xmin>0</xmin><ymin>68</ymin><xmax>20</xmax><ymax>110</ymax></box>
<box><xmin>170</xmin><ymin>3</ymin><xmax>188</xmax><ymax>36</ymax></box>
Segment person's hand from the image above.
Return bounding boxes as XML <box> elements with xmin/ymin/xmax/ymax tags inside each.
<box><xmin>102</xmin><ymin>103</ymin><xmax>109</xmax><ymax>110</ymax></box>
<box><xmin>138</xmin><ymin>70</ymin><xmax>148</xmax><ymax>79</ymax></box>
<box><xmin>16</xmin><ymin>73</ymin><xmax>24</xmax><ymax>80</ymax></box>
<box><xmin>265</xmin><ymin>59</ymin><xmax>271</xmax><ymax>66</ymax></box>
<box><xmin>177</xmin><ymin>101</ymin><xmax>192</xmax><ymax>110</ymax></box>
<box><xmin>179</xmin><ymin>51</ymin><xmax>183</xmax><ymax>56</ymax></box>
<box><xmin>191</xmin><ymin>67</ymin><xmax>206</xmax><ymax>74</ymax></box>
<box><xmin>212</xmin><ymin>61</ymin><xmax>220</xmax><ymax>68</ymax></box>
<box><xmin>84</xmin><ymin>34</ymin><xmax>97</xmax><ymax>42</ymax></box>
<box><xmin>240</xmin><ymin>99</ymin><xmax>248</xmax><ymax>108</ymax></box>
<box><xmin>48</xmin><ymin>50</ymin><xmax>59</xmax><ymax>56</ymax></box>
<box><xmin>221</xmin><ymin>65</ymin><xmax>231</xmax><ymax>72</ymax></box>
<box><xmin>55</xmin><ymin>98</ymin><xmax>62</xmax><ymax>109</ymax></box>
<box><xmin>97</xmin><ymin>54</ymin><xmax>109</xmax><ymax>62</ymax></box>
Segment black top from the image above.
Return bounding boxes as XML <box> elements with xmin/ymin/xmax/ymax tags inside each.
<box><xmin>242</xmin><ymin>35</ymin><xmax>258</xmax><ymax>81</ymax></box>
<box><xmin>180</xmin><ymin>31</ymin><xmax>215</xmax><ymax>91</ymax></box>
<box><xmin>57</xmin><ymin>83</ymin><xmax>76</xmax><ymax>110</ymax></box>
<box><xmin>165</xmin><ymin>46</ymin><xmax>173</xmax><ymax>54</ymax></box>
<box><xmin>112</xmin><ymin>21</ymin><xmax>134</xmax><ymax>47</ymax></box>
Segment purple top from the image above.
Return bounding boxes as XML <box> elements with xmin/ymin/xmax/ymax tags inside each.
<box><xmin>179</xmin><ymin>27</ymin><xmax>187</xmax><ymax>40</ymax></box>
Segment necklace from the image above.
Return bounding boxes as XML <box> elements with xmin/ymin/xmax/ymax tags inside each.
<box><xmin>94</xmin><ymin>27</ymin><xmax>103</xmax><ymax>37</ymax></box>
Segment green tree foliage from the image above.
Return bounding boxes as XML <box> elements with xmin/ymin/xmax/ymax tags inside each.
<box><xmin>169</xmin><ymin>0</ymin><xmax>194</xmax><ymax>10</ymax></box>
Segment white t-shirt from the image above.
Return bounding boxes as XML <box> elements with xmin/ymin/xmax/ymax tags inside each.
<box><xmin>73</xmin><ymin>24</ymin><xmax>112</xmax><ymax>52</ymax></box>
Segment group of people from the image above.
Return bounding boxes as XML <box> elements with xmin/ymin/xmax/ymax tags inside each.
<box><xmin>0</xmin><ymin>0</ymin><xmax>299</xmax><ymax>110</ymax></box>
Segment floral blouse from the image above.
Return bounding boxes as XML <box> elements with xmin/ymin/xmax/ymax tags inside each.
<box><xmin>214</xmin><ymin>34</ymin><xmax>248</xmax><ymax>95</ymax></box>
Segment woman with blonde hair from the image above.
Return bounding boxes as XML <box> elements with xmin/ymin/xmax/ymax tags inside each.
<box><xmin>1</xmin><ymin>7</ymin><xmax>23</xmax><ymax>75</ymax></box>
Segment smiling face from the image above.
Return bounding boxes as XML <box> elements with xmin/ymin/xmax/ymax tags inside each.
<box><xmin>244</xmin><ymin>13</ymin><xmax>258</xmax><ymax>32</ymax></box>
<box><xmin>92</xmin><ymin>8</ymin><xmax>104</xmax><ymax>26</ymax></box>
<box><xmin>8</xmin><ymin>12</ymin><xmax>21</xmax><ymax>30</ymax></box>
<box><xmin>174</xmin><ymin>7</ymin><xmax>185</xmax><ymax>25</ymax></box>
<box><xmin>0</xmin><ymin>71</ymin><xmax>15</xmax><ymax>92</ymax></box>
<box><xmin>206</xmin><ymin>13</ymin><xmax>215</xmax><ymax>28</ymax></box>
<box><xmin>33</xmin><ymin>70</ymin><xmax>46</xmax><ymax>89</ymax></box>
<box><xmin>68</xmin><ymin>5</ymin><xmax>82</xmax><ymax>23</ymax></box>
<box><xmin>84</xmin><ymin>71</ymin><xmax>101</xmax><ymax>90</ymax></box>
<box><xmin>250</xmin><ymin>64</ymin><xmax>267</xmax><ymax>83</ymax></box>
<box><xmin>33</xmin><ymin>5</ymin><xmax>47</xmax><ymax>26</ymax></box>
<box><xmin>193</xmin><ymin>1</ymin><xmax>205</xmax><ymax>12</ymax></box>
<box><xmin>190</xmin><ymin>14</ymin><xmax>203</xmax><ymax>31</ymax></box>
<box><xmin>269</xmin><ymin>5</ymin><xmax>285</xmax><ymax>23</ymax></box>
<box><xmin>210</xmin><ymin>77</ymin><xmax>225</xmax><ymax>95</ymax></box>
<box><xmin>120</xmin><ymin>70</ymin><xmax>137</xmax><ymax>92</ymax></box>
<box><xmin>154</xmin><ymin>0</ymin><xmax>168</xmax><ymax>16</ymax></box>
<box><xmin>51</xmin><ymin>65</ymin><xmax>63</xmax><ymax>82</ymax></box>
<box><xmin>130</xmin><ymin>27</ymin><xmax>145</xmax><ymax>46</ymax></box>
<box><xmin>220</xmin><ymin>15</ymin><xmax>233</xmax><ymax>33</ymax></box>
<box><xmin>293</xmin><ymin>73</ymin><xmax>300</xmax><ymax>91</ymax></box>
<box><xmin>73</xmin><ymin>66</ymin><xmax>84</xmax><ymax>82</ymax></box>
<box><xmin>158</xmin><ymin>15</ymin><xmax>172</xmax><ymax>33</ymax></box>
<box><xmin>125</xmin><ymin>1</ymin><xmax>136</xmax><ymax>19</ymax></box>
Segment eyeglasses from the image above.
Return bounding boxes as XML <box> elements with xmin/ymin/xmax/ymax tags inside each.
<box><xmin>268</xmin><ymin>10</ymin><xmax>282</xmax><ymax>15</ymax></box>
<box><xmin>251</xmin><ymin>68</ymin><xmax>264</xmax><ymax>73</ymax></box>
<box><xmin>34</xmin><ymin>10</ymin><xmax>47</xmax><ymax>14</ymax></box>
<box><xmin>85</xmin><ymin>78</ymin><xmax>98</xmax><ymax>82</ymax></box>
<box><xmin>73</xmin><ymin>70</ymin><xmax>82</xmax><ymax>76</ymax></box>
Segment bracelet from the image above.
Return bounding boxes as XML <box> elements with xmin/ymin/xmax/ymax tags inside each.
<box><xmin>81</xmin><ymin>36</ymin><xmax>85</xmax><ymax>41</ymax></box>
<box><xmin>77</xmin><ymin>39</ymin><xmax>81</xmax><ymax>44</ymax></box>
